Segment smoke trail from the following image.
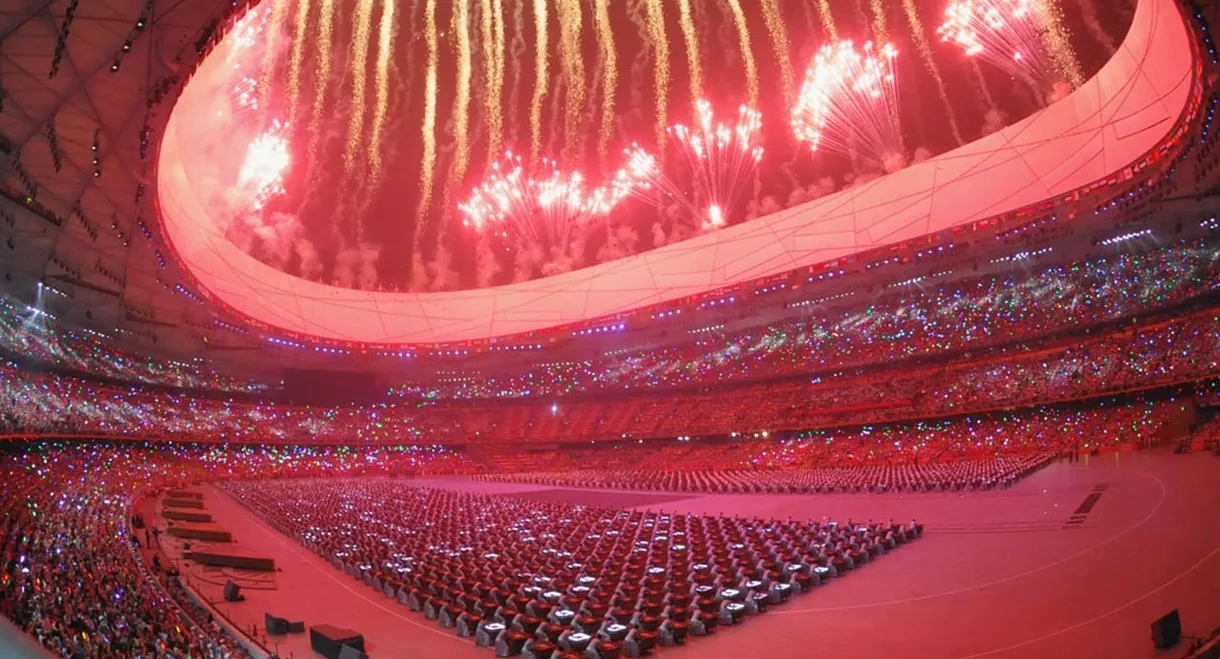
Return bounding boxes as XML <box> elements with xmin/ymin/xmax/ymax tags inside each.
<box><xmin>592</xmin><ymin>0</ymin><xmax>617</xmax><ymax>158</ymax></box>
<box><xmin>1072</xmin><ymin>0</ymin><xmax>1116</xmax><ymax>55</ymax></box>
<box><xmin>530</xmin><ymin>0</ymin><xmax>549</xmax><ymax>161</ymax></box>
<box><xmin>343</xmin><ymin>0</ymin><xmax>376</xmax><ymax>175</ymax></box>
<box><xmin>480</xmin><ymin>0</ymin><xmax>506</xmax><ymax>160</ymax></box>
<box><xmin>759</xmin><ymin>0</ymin><xmax>794</xmax><ymax>104</ymax></box>
<box><xmin>508</xmin><ymin>1</ymin><xmax>527</xmax><ymax>147</ymax></box>
<box><xmin>676</xmin><ymin>0</ymin><xmax>702</xmax><ymax>101</ymax></box>
<box><xmin>643</xmin><ymin>0</ymin><xmax>670</xmax><ymax>148</ymax></box>
<box><xmin>724</xmin><ymin>0</ymin><xmax>759</xmax><ymax>107</ymax></box>
<box><xmin>307</xmin><ymin>0</ymin><xmax>337</xmax><ymax>162</ymax></box>
<box><xmin>452</xmin><ymin>0</ymin><xmax>474</xmax><ymax>188</ymax></box>
<box><xmin>556</xmin><ymin>0</ymin><xmax>585</xmax><ymax>160</ymax></box>
<box><xmin>367</xmin><ymin>0</ymin><xmax>396</xmax><ymax>188</ymax></box>
<box><xmin>901</xmin><ymin>0</ymin><xmax>964</xmax><ymax>146</ymax></box>
<box><xmin>260</xmin><ymin>0</ymin><xmax>291</xmax><ymax>113</ymax></box>
<box><xmin>626</xmin><ymin>0</ymin><xmax>650</xmax><ymax>126</ymax></box>
<box><xmin>969</xmin><ymin>60</ymin><xmax>997</xmax><ymax>115</ymax></box>
<box><xmin>868</xmin><ymin>0</ymin><xmax>889</xmax><ymax>43</ymax></box>
<box><xmin>815</xmin><ymin>0</ymin><xmax>839</xmax><ymax>41</ymax></box>
<box><xmin>419</xmin><ymin>0</ymin><xmax>439</xmax><ymax>221</ymax></box>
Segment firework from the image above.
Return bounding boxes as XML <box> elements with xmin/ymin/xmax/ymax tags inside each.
<box><xmin>238</xmin><ymin>121</ymin><xmax>291</xmax><ymax>211</ymax></box>
<box><xmin>460</xmin><ymin>153</ymin><xmax>642</xmax><ymax>249</ymax></box>
<box><xmin>791</xmin><ymin>40</ymin><xmax>903</xmax><ymax>161</ymax></box>
<box><xmin>937</xmin><ymin>0</ymin><xmax>1056</xmax><ymax>88</ymax></box>
<box><xmin>593</xmin><ymin>0</ymin><xmax>617</xmax><ymax>158</ymax></box>
<box><xmin>724</xmin><ymin>0</ymin><xmax>759</xmax><ymax>107</ymax></box>
<box><xmin>625</xmin><ymin>100</ymin><xmax>765</xmax><ymax>231</ymax></box>
<box><xmin>231</xmin><ymin>77</ymin><xmax>261</xmax><ymax>116</ymax></box>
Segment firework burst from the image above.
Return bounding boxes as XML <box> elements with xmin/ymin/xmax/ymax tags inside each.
<box><xmin>238</xmin><ymin>121</ymin><xmax>291</xmax><ymax>211</ymax></box>
<box><xmin>460</xmin><ymin>153</ymin><xmax>642</xmax><ymax>250</ymax></box>
<box><xmin>937</xmin><ymin>0</ymin><xmax>1057</xmax><ymax>88</ymax></box>
<box><xmin>791</xmin><ymin>40</ymin><xmax>903</xmax><ymax>161</ymax></box>
<box><xmin>624</xmin><ymin>100</ymin><xmax>764</xmax><ymax>231</ymax></box>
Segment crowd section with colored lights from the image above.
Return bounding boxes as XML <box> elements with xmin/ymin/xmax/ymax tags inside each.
<box><xmin>3</xmin><ymin>302</ymin><xmax>1219</xmax><ymax>445</ymax></box>
<box><xmin>0</xmin><ymin>442</ymin><xmax>480</xmax><ymax>658</ymax></box>
<box><xmin>222</xmin><ymin>478</ymin><xmax>923</xmax><ymax>656</ymax></box>
<box><xmin>0</xmin><ymin>297</ymin><xmax>276</xmax><ymax>394</ymax></box>
<box><xmin>389</xmin><ymin>242</ymin><xmax>1220</xmax><ymax>400</ymax></box>
<box><xmin>471</xmin><ymin>400</ymin><xmax>1172</xmax><ymax>493</ymax></box>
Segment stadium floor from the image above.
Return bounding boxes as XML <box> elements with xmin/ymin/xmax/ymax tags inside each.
<box><xmin>171</xmin><ymin>449</ymin><xmax>1220</xmax><ymax>659</ymax></box>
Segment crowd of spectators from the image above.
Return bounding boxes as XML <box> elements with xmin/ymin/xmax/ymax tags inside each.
<box><xmin>0</xmin><ymin>442</ymin><xmax>478</xmax><ymax>658</ymax></box>
<box><xmin>223</xmin><ymin>478</ymin><xmax>923</xmax><ymax>655</ymax></box>
<box><xmin>389</xmin><ymin>242</ymin><xmax>1220</xmax><ymax>400</ymax></box>
<box><xmin>0</xmin><ymin>297</ymin><xmax>275</xmax><ymax>394</ymax></box>
<box><xmin>472</xmin><ymin>400</ymin><xmax>1170</xmax><ymax>493</ymax></box>
<box><xmin>3</xmin><ymin>302</ymin><xmax>1217</xmax><ymax>445</ymax></box>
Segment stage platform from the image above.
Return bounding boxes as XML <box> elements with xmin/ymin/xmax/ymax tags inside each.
<box><xmin>164</xmin><ymin>497</ymin><xmax>206</xmax><ymax>510</ymax></box>
<box><xmin>162</xmin><ymin>509</ymin><xmax>212</xmax><ymax>523</ymax></box>
<box><xmin>184</xmin><ymin>549</ymin><xmax>275</xmax><ymax>572</ymax></box>
<box><xmin>167</xmin><ymin>490</ymin><xmax>203</xmax><ymax>499</ymax></box>
<box><xmin>166</xmin><ymin>523</ymin><xmax>232</xmax><ymax>543</ymax></box>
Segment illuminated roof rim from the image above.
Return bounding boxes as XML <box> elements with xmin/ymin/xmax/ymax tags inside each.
<box><xmin>156</xmin><ymin>0</ymin><xmax>1196</xmax><ymax>345</ymax></box>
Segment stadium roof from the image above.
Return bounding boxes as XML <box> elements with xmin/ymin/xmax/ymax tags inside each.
<box><xmin>158</xmin><ymin>0</ymin><xmax>1195</xmax><ymax>345</ymax></box>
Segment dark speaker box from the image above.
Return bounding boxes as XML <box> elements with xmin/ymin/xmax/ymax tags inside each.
<box><xmin>338</xmin><ymin>645</ymin><xmax>369</xmax><ymax>659</ymax></box>
<box><xmin>265</xmin><ymin>613</ymin><xmax>289</xmax><ymax>635</ymax></box>
<box><xmin>288</xmin><ymin>620</ymin><xmax>306</xmax><ymax>634</ymax></box>
<box><xmin>223</xmin><ymin>580</ymin><xmax>242</xmax><ymax>603</ymax></box>
<box><xmin>1151</xmin><ymin>609</ymin><xmax>1182</xmax><ymax>649</ymax></box>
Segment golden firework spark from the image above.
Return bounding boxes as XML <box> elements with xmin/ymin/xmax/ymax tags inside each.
<box><xmin>419</xmin><ymin>0</ymin><xmax>439</xmax><ymax>219</ymax></box>
<box><xmin>901</xmin><ymin>0</ymin><xmax>963</xmax><ymax>145</ymax></box>
<box><xmin>556</xmin><ymin>0</ymin><xmax>585</xmax><ymax>159</ymax></box>
<box><xmin>530</xmin><ymin>0</ymin><xmax>549</xmax><ymax>160</ymax></box>
<box><xmin>343</xmin><ymin>0</ymin><xmax>375</xmax><ymax>174</ymax></box>
<box><xmin>260</xmin><ymin>0</ymin><xmax>291</xmax><ymax>113</ymax></box>
<box><xmin>453</xmin><ymin>0</ymin><xmax>473</xmax><ymax>187</ymax></box>
<box><xmin>508</xmin><ymin>1</ymin><xmax>526</xmax><ymax>146</ymax></box>
<box><xmin>725</xmin><ymin>0</ymin><xmax>759</xmax><ymax>107</ymax></box>
<box><xmin>367</xmin><ymin>0</ymin><xmax>396</xmax><ymax>185</ymax></box>
<box><xmin>643</xmin><ymin>0</ymin><xmax>670</xmax><ymax>147</ymax></box>
<box><xmin>480</xmin><ymin>0</ymin><xmax>506</xmax><ymax>159</ymax></box>
<box><xmin>592</xmin><ymin>0</ymin><xmax>617</xmax><ymax>158</ymax></box>
<box><xmin>816</xmin><ymin>0</ymin><xmax>839</xmax><ymax>41</ymax></box>
<box><xmin>1032</xmin><ymin>0</ymin><xmax>1084</xmax><ymax>87</ymax></box>
<box><xmin>676</xmin><ymin>0</ymin><xmax>702</xmax><ymax>101</ymax></box>
<box><xmin>306</xmin><ymin>0</ymin><xmax>337</xmax><ymax>161</ymax></box>
<box><xmin>868</xmin><ymin>0</ymin><xmax>889</xmax><ymax>43</ymax></box>
<box><xmin>759</xmin><ymin>0</ymin><xmax>794</xmax><ymax>104</ymax></box>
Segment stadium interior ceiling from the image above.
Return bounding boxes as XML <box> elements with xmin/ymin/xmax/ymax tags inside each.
<box><xmin>0</xmin><ymin>0</ymin><xmax>1216</xmax><ymax>388</ymax></box>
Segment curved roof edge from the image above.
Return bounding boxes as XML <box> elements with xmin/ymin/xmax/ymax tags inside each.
<box><xmin>156</xmin><ymin>0</ymin><xmax>1197</xmax><ymax>345</ymax></box>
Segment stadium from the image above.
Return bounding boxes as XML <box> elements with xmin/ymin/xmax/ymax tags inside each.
<box><xmin>1</xmin><ymin>0</ymin><xmax>1220</xmax><ymax>657</ymax></box>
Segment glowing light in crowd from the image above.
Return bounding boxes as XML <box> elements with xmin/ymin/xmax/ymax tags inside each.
<box><xmin>624</xmin><ymin>100</ymin><xmax>764</xmax><ymax>230</ymax></box>
<box><xmin>937</xmin><ymin>0</ymin><xmax>1056</xmax><ymax>87</ymax></box>
<box><xmin>238</xmin><ymin>121</ymin><xmax>291</xmax><ymax>211</ymax></box>
<box><xmin>792</xmin><ymin>41</ymin><xmax>903</xmax><ymax>160</ymax></box>
<box><xmin>459</xmin><ymin>153</ymin><xmax>643</xmax><ymax>249</ymax></box>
